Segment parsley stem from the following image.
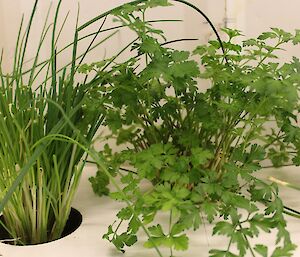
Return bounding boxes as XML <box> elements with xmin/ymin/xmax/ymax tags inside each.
<box><xmin>256</xmin><ymin>40</ymin><xmax>282</xmax><ymax>67</ymax></box>
<box><xmin>238</xmin><ymin>223</ymin><xmax>256</xmax><ymax>257</ymax></box>
<box><xmin>113</xmin><ymin>220</ymin><xmax>123</xmax><ymax>240</ymax></box>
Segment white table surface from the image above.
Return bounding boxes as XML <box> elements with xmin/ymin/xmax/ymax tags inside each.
<box><xmin>1</xmin><ymin>165</ymin><xmax>300</xmax><ymax>257</ymax></box>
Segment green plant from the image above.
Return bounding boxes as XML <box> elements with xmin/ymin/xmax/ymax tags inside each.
<box><xmin>0</xmin><ymin>0</ymin><xmax>108</xmax><ymax>244</ymax></box>
<box><xmin>87</xmin><ymin>3</ymin><xmax>300</xmax><ymax>256</ymax></box>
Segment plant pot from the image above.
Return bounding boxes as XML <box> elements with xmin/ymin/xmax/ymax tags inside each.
<box><xmin>0</xmin><ymin>208</ymin><xmax>82</xmax><ymax>246</ymax></box>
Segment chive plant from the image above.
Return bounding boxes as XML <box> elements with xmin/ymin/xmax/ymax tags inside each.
<box><xmin>0</xmin><ymin>0</ymin><xmax>107</xmax><ymax>245</ymax></box>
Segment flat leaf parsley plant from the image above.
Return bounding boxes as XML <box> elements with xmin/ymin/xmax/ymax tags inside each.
<box><xmin>84</xmin><ymin>3</ymin><xmax>300</xmax><ymax>256</ymax></box>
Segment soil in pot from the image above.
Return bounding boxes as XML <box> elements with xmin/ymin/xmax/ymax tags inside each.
<box><xmin>0</xmin><ymin>207</ymin><xmax>82</xmax><ymax>245</ymax></box>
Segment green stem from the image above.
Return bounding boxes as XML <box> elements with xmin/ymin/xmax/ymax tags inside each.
<box><xmin>238</xmin><ymin>223</ymin><xmax>256</xmax><ymax>257</ymax></box>
<box><xmin>256</xmin><ymin>40</ymin><xmax>281</xmax><ymax>67</ymax></box>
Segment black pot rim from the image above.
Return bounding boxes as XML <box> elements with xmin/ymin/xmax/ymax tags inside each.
<box><xmin>0</xmin><ymin>207</ymin><xmax>83</xmax><ymax>246</ymax></box>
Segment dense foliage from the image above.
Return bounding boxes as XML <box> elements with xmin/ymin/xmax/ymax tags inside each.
<box><xmin>84</xmin><ymin>1</ymin><xmax>300</xmax><ymax>257</ymax></box>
